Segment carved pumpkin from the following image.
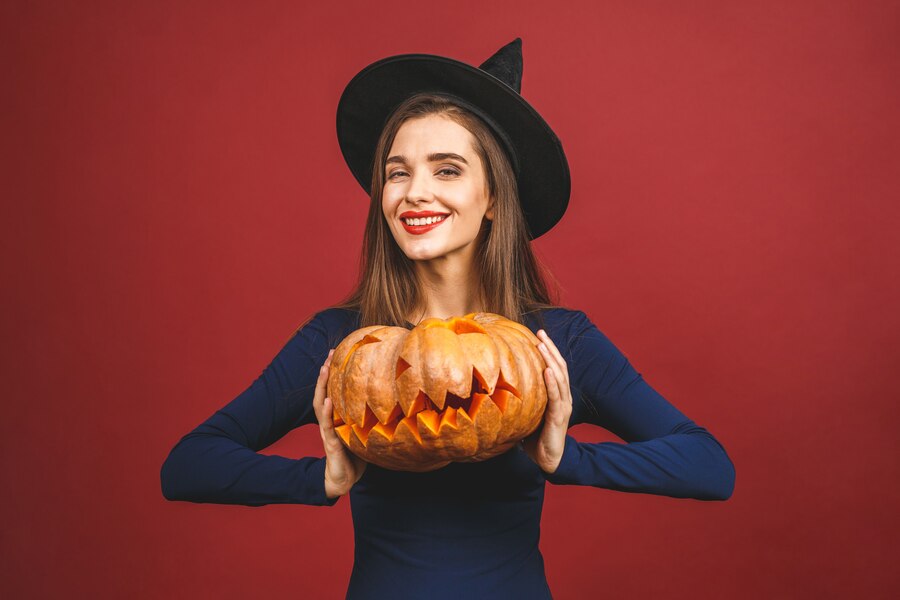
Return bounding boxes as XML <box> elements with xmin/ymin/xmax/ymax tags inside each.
<box><xmin>327</xmin><ymin>312</ymin><xmax>548</xmax><ymax>472</ymax></box>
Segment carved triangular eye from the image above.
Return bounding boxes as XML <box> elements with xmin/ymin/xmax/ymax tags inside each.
<box><xmin>396</xmin><ymin>356</ymin><xmax>411</xmax><ymax>379</ymax></box>
<box><xmin>342</xmin><ymin>334</ymin><xmax>383</xmax><ymax>369</ymax></box>
<box><xmin>495</xmin><ymin>369</ymin><xmax>521</xmax><ymax>399</ymax></box>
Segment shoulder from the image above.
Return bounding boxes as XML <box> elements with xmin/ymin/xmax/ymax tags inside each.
<box><xmin>287</xmin><ymin>307</ymin><xmax>362</xmax><ymax>351</ymax></box>
<box><xmin>310</xmin><ymin>306</ymin><xmax>361</xmax><ymax>329</ymax></box>
<box><xmin>524</xmin><ymin>306</ymin><xmax>621</xmax><ymax>357</ymax></box>
<box><xmin>523</xmin><ymin>305</ymin><xmax>591</xmax><ymax>336</ymax></box>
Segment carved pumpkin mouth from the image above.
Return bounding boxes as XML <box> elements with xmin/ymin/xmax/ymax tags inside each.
<box><xmin>327</xmin><ymin>313</ymin><xmax>547</xmax><ymax>472</ymax></box>
<box><xmin>334</xmin><ymin>365</ymin><xmax>522</xmax><ymax>448</ymax></box>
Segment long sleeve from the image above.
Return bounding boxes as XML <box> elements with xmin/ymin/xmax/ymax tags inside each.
<box><xmin>543</xmin><ymin>310</ymin><xmax>736</xmax><ymax>501</ymax></box>
<box><xmin>160</xmin><ymin>309</ymin><xmax>342</xmax><ymax>507</ymax></box>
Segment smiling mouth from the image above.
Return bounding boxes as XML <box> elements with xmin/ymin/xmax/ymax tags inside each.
<box><xmin>401</xmin><ymin>215</ymin><xmax>449</xmax><ymax>234</ymax></box>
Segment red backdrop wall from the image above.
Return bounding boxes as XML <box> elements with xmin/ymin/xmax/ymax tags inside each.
<box><xmin>2</xmin><ymin>0</ymin><xmax>897</xmax><ymax>597</ymax></box>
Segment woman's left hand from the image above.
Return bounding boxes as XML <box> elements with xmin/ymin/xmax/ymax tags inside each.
<box><xmin>522</xmin><ymin>329</ymin><xmax>573</xmax><ymax>474</ymax></box>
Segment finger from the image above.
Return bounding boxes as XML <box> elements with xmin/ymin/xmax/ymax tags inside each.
<box><xmin>319</xmin><ymin>398</ymin><xmax>345</xmax><ymax>451</ymax></box>
<box><xmin>544</xmin><ymin>368</ymin><xmax>573</xmax><ymax>424</ymax></box>
<box><xmin>320</xmin><ymin>397</ymin><xmax>334</xmax><ymax>431</ymax></box>
<box><xmin>316</xmin><ymin>361</ymin><xmax>329</xmax><ymax>393</ymax></box>
<box><xmin>537</xmin><ymin>330</ymin><xmax>567</xmax><ymax>375</ymax></box>
<box><xmin>538</xmin><ymin>336</ymin><xmax>572</xmax><ymax>396</ymax></box>
<box><xmin>537</xmin><ymin>340</ymin><xmax>566</xmax><ymax>390</ymax></box>
<box><xmin>313</xmin><ymin>364</ymin><xmax>330</xmax><ymax>423</ymax></box>
<box><xmin>545</xmin><ymin>366</ymin><xmax>572</xmax><ymax>410</ymax></box>
<box><xmin>543</xmin><ymin>367</ymin><xmax>561</xmax><ymax>411</ymax></box>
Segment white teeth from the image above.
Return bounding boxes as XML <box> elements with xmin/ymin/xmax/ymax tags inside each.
<box><xmin>403</xmin><ymin>215</ymin><xmax>446</xmax><ymax>226</ymax></box>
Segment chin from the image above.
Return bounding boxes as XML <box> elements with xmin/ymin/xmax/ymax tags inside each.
<box><xmin>403</xmin><ymin>246</ymin><xmax>445</xmax><ymax>262</ymax></box>
<box><xmin>394</xmin><ymin>235</ymin><xmax>440</xmax><ymax>259</ymax></box>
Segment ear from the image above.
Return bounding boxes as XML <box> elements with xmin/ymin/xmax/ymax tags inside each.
<box><xmin>485</xmin><ymin>196</ymin><xmax>495</xmax><ymax>221</ymax></box>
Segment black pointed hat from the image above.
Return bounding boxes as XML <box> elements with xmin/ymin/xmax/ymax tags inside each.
<box><xmin>336</xmin><ymin>38</ymin><xmax>570</xmax><ymax>240</ymax></box>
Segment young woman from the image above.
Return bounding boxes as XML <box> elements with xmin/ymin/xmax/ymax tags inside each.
<box><xmin>161</xmin><ymin>38</ymin><xmax>735</xmax><ymax>599</ymax></box>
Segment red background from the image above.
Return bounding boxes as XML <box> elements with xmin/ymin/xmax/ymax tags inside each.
<box><xmin>2</xmin><ymin>1</ymin><xmax>898</xmax><ymax>598</ymax></box>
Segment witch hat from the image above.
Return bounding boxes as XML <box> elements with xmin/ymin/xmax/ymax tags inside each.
<box><xmin>336</xmin><ymin>38</ymin><xmax>570</xmax><ymax>240</ymax></box>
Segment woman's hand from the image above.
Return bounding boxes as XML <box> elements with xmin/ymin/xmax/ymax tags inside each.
<box><xmin>522</xmin><ymin>330</ymin><xmax>573</xmax><ymax>474</ymax></box>
<box><xmin>313</xmin><ymin>349</ymin><xmax>367</xmax><ymax>499</ymax></box>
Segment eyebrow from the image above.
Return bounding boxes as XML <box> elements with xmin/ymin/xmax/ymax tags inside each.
<box><xmin>385</xmin><ymin>152</ymin><xmax>469</xmax><ymax>166</ymax></box>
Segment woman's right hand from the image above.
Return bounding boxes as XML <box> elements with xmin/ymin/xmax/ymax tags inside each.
<box><xmin>313</xmin><ymin>349</ymin><xmax>367</xmax><ymax>499</ymax></box>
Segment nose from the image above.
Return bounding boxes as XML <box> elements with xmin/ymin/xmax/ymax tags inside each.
<box><xmin>405</xmin><ymin>166</ymin><xmax>434</xmax><ymax>205</ymax></box>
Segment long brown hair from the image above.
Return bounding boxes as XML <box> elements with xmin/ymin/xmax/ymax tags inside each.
<box><xmin>309</xmin><ymin>93</ymin><xmax>562</xmax><ymax>334</ymax></box>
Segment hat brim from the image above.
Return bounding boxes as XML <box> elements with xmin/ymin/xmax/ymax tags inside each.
<box><xmin>336</xmin><ymin>53</ymin><xmax>570</xmax><ymax>240</ymax></box>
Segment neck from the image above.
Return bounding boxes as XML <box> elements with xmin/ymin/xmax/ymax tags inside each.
<box><xmin>407</xmin><ymin>253</ymin><xmax>484</xmax><ymax>325</ymax></box>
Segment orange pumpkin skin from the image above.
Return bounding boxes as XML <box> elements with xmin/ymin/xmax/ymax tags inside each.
<box><xmin>326</xmin><ymin>312</ymin><xmax>548</xmax><ymax>472</ymax></box>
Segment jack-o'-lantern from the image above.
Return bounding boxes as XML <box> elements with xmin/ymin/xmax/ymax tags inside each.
<box><xmin>327</xmin><ymin>312</ymin><xmax>548</xmax><ymax>472</ymax></box>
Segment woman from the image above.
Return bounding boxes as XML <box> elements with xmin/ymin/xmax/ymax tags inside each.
<box><xmin>160</xmin><ymin>38</ymin><xmax>735</xmax><ymax>599</ymax></box>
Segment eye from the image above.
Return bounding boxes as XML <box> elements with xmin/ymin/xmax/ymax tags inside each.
<box><xmin>437</xmin><ymin>168</ymin><xmax>460</xmax><ymax>177</ymax></box>
<box><xmin>387</xmin><ymin>170</ymin><xmax>408</xmax><ymax>180</ymax></box>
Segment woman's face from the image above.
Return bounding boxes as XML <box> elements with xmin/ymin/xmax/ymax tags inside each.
<box><xmin>382</xmin><ymin>113</ymin><xmax>494</xmax><ymax>264</ymax></box>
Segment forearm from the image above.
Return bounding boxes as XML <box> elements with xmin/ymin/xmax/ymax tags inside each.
<box><xmin>544</xmin><ymin>422</ymin><xmax>736</xmax><ymax>501</ymax></box>
<box><xmin>160</xmin><ymin>430</ymin><xmax>339</xmax><ymax>507</ymax></box>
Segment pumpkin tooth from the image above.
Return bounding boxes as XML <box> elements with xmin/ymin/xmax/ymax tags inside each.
<box><xmin>379</xmin><ymin>402</ymin><xmax>403</xmax><ymax>426</ymax></box>
<box><xmin>443</xmin><ymin>391</ymin><xmax>472</xmax><ymax>414</ymax></box>
<box><xmin>351</xmin><ymin>423</ymin><xmax>370</xmax><ymax>446</ymax></box>
<box><xmin>416</xmin><ymin>409</ymin><xmax>441</xmax><ymax>434</ymax></box>
<box><xmin>335</xmin><ymin>424</ymin><xmax>352</xmax><ymax>445</ymax></box>
<box><xmin>467</xmin><ymin>393</ymin><xmax>487</xmax><ymax>419</ymax></box>
<box><xmin>370</xmin><ymin>420</ymin><xmax>398</xmax><ymax>442</ymax></box>
<box><xmin>439</xmin><ymin>406</ymin><xmax>479</xmax><ymax>458</ymax></box>
<box><xmin>471</xmin><ymin>367</ymin><xmax>492</xmax><ymax>395</ymax></box>
<box><xmin>439</xmin><ymin>407</ymin><xmax>458</xmax><ymax>430</ymax></box>
<box><xmin>361</xmin><ymin>404</ymin><xmax>378</xmax><ymax>430</ymax></box>
<box><xmin>348</xmin><ymin>424</ymin><xmax>368</xmax><ymax>455</ymax></box>
<box><xmin>396</xmin><ymin>415</ymin><xmax>423</xmax><ymax>445</ymax></box>
<box><xmin>494</xmin><ymin>390</ymin><xmax>525</xmax><ymax>439</ymax></box>
<box><xmin>470</xmin><ymin>394</ymin><xmax>501</xmax><ymax>449</ymax></box>
<box><xmin>405</xmin><ymin>390</ymin><xmax>436</xmax><ymax>417</ymax></box>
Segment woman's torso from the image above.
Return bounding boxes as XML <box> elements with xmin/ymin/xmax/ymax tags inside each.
<box><xmin>346</xmin><ymin>448</ymin><xmax>552</xmax><ymax>600</ymax></box>
<box><xmin>330</xmin><ymin>308</ymin><xmax>557</xmax><ymax>600</ymax></box>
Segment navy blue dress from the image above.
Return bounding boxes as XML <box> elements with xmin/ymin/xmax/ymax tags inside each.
<box><xmin>160</xmin><ymin>307</ymin><xmax>735</xmax><ymax>599</ymax></box>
